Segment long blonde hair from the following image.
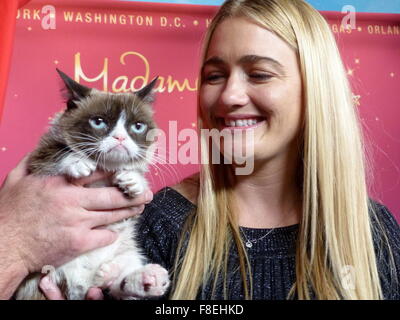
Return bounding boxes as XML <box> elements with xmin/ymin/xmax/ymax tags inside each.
<box><xmin>171</xmin><ymin>0</ymin><xmax>396</xmax><ymax>300</ymax></box>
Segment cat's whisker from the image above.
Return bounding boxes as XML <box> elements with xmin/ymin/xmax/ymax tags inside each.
<box><xmin>149</xmin><ymin>164</ymin><xmax>168</xmax><ymax>192</ymax></box>
<box><xmin>51</xmin><ymin>147</ymin><xmax>76</xmax><ymax>164</ymax></box>
<box><xmin>150</xmin><ymin>163</ymin><xmax>173</xmax><ymax>191</ymax></box>
<box><xmin>149</xmin><ymin>145</ymin><xmax>180</xmax><ymax>165</ymax></box>
<box><xmin>70</xmin><ymin>137</ymin><xmax>98</xmax><ymax>144</ymax></box>
<box><xmin>80</xmin><ymin>148</ymin><xmax>99</xmax><ymax>162</ymax></box>
<box><xmin>70</xmin><ymin>132</ymin><xmax>97</xmax><ymax>138</ymax></box>
<box><xmin>69</xmin><ymin>133</ymin><xmax>100</xmax><ymax>143</ymax></box>
<box><xmin>135</xmin><ymin>150</ymin><xmax>182</xmax><ymax>187</ymax></box>
<box><xmin>80</xmin><ymin>151</ymin><xmax>103</xmax><ymax>172</ymax></box>
<box><xmin>68</xmin><ymin>139</ymin><xmax>99</xmax><ymax>146</ymax></box>
<box><xmin>69</xmin><ymin>151</ymin><xmax>95</xmax><ymax>165</ymax></box>
<box><xmin>100</xmin><ymin>150</ymin><xmax>107</xmax><ymax>171</ymax></box>
<box><xmin>68</xmin><ymin>145</ymin><xmax>98</xmax><ymax>153</ymax></box>
<box><xmin>94</xmin><ymin>149</ymin><xmax>107</xmax><ymax>171</ymax></box>
<box><xmin>67</xmin><ymin>146</ymin><xmax>98</xmax><ymax>159</ymax></box>
<box><xmin>93</xmin><ymin>151</ymin><xmax>102</xmax><ymax>170</ymax></box>
<box><xmin>150</xmin><ymin>146</ymin><xmax>187</xmax><ymax>183</ymax></box>
<box><xmin>97</xmin><ymin>152</ymin><xmax>103</xmax><ymax>171</ymax></box>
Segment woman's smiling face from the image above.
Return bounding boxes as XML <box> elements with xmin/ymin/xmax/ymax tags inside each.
<box><xmin>200</xmin><ymin>17</ymin><xmax>303</xmax><ymax>165</ymax></box>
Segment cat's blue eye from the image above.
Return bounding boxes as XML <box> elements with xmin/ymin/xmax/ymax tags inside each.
<box><xmin>89</xmin><ymin>117</ymin><xmax>108</xmax><ymax>130</ymax></box>
<box><xmin>131</xmin><ymin>122</ymin><xmax>147</xmax><ymax>134</ymax></box>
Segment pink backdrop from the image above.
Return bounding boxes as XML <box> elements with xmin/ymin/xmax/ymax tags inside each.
<box><xmin>0</xmin><ymin>0</ymin><xmax>399</xmax><ymax>221</ymax></box>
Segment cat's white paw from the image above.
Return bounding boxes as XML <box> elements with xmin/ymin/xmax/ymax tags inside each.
<box><xmin>59</xmin><ymin>154</ymin><xmax>96</xmax><ymax>178</ymax></box>
<box><xmin>93</xmin><ymin>262</ymin><xmax>121</xmax><ymax>288</ymax></box>
<box><xmin>121</xmin><ymin>264</ymin><xmax>170</xmax><ymax>298</ymax></box>
<box><xmin>113</xmin><ymin>170</ymin><xmax>148</xmax><ymax>198</ymax></box>
<box><xmin>68</xmin><ymin>161</ymin><xmax>96</xmax><ymax>178</ymax></box>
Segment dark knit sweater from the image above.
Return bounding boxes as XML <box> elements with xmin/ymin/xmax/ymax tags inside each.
<box><xmin>137</xmin><ymin>187</ymin><xmax>400</xmax><ymax>300</ymax></box>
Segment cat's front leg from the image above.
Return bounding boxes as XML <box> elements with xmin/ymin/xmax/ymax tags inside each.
<box><xmin>113</xmin><ymin>170</ymin><xmax>148</xmax><ymax>198</ymax></box>
<box><xmin>58</xmin><ymin>152</ymin><xmax>96</xmax><ymax>178</ymax></box>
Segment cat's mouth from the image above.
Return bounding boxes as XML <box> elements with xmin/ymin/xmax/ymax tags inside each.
<box><xmin>108</xmin><ymin>144</ymin><xmax>129</xmax><ymax>154</ymax></box>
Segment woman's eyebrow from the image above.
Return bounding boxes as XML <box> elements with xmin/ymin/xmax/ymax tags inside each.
<box><xmin>202</xmin><ymin>56</ymin><xmax>225</xmax><ymax>70</ymax></box>
<box><xmin>202</xmin><ymin>55</ymin><xmax>285</xmax><ymax>73</ymax></box>
<box><xmin>239</xmin><ymin>55</ymin><xmax>285</xmax><ymax>72</ymax></box>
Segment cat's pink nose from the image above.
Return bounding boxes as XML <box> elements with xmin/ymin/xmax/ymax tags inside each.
<box><xmin>113</xmin><ymin>135</ymin><xmax>126</xmax><ymax>142</ymax></box>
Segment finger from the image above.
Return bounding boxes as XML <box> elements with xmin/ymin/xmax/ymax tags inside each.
<box><xmin>80</xmin><ymin>187</ymin><xmax>153</xmax><ymax>211</ymax></box>
<box><xmin>39</xmin><ymin>275</ymin><xmax>65</xmax><ymax>300</ymax></box>
<box><xmin>87</xmin><ymin>205</ymin><xmax>145</xmax><ymax>228</ymax></box>
<box><xmin>72</xmin><ymin>170</ymin><xmax>113</xmax><ymax>187</ymax></box>
<box><xmin>86</xmin><ymin>287</ymin><xmax>104</xmax><ymax>300</ymax></box>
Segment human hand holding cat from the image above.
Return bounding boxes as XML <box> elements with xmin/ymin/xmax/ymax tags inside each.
<box><xmin>0</xmin><ymin>155</ymin><xmax>152</xmax><ymax>299</ymax></box>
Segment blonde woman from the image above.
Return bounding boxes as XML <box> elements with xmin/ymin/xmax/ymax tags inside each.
<box><xmin>36</xmin><ymin>0</ymin><xmax>399</xmax><ymax>299</ymax></box>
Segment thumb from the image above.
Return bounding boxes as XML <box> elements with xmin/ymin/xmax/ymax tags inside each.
<box><xmin>6</xmin><ymin>153</ymin><xmax>31</xmax><ymax>183</ymax></box>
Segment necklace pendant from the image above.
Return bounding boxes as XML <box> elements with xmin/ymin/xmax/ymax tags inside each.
<box><xmin>245</xmin><ymin>241</ymin><xmax>253</xmax><ymax>248</ymax></box>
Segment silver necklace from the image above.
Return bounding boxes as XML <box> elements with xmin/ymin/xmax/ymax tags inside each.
<box><xmin>240</xmin><ymin>227</ymin><xmax>275</xmax><ymax>248</ymax></box>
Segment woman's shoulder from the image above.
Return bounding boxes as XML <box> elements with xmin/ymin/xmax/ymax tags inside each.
<box><xmin>369</xmin><ymin>200</ymin><xmax>400</xmax><ymax>240</ymax></box>
<box><xmin>139</xmin><ymin>173</ymin><xmax>199</xmax><ymax>231</ymax></box>
<box><xmin>368</xmin><ymin>200</ymin><xmax>400</xmax><ymax>299</ymax></box>
<box><xmin>169</xmin><ymin>172</ymin><xmax>199</xmax><ymax>205</ymax></box>
<box><xmin>369</xmin><ymin>200</ymin><xmax>400</xmax><ymax>256</ymax></box>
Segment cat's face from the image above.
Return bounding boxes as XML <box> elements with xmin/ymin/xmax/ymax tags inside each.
<box><xmin>55</xmin><ymin>69</ymin><xmax>157</xmax><ymax>167</ymax></box>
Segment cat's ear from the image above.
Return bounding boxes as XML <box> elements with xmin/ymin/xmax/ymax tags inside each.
<box><xmin>135</xmin><ymin>76</ymin><xmax>158</xmax><ymax>104</ymax></box>
<box><xmin>56</xmin><ymin>68</ymin><xmax>91</xmax><ymax>109</ymax></box>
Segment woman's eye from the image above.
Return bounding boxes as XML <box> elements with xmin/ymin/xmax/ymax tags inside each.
<box><xmin>249</xmin><ymin>73</ymin><xmax>272</xmax><ymax>81</ymax></box>
<box><xmin>89</xmin><ymin>117</ymin><xmax>108</xmax><ymax>130</ymax></box>
<box><xmin>203</xmin><ymin>73</ymin><xmax>224</xmax><ymax>83</ymax></box>
<box><xmin>131</xmin><ymin>122</ymin><xmax>147</xmax><ymax>134</ymax></box>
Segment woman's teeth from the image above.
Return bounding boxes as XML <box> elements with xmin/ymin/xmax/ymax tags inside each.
<box><xmin>224</xmin><ymin>118</ymin><xmax>261</xmax><ymax>127</ymax></box>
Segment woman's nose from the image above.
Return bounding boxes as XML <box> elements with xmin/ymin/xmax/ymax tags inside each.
<box><xmin>219</xmin><ymin>74</ymin><xmax>249</xmax><ymax>109</ymax></box>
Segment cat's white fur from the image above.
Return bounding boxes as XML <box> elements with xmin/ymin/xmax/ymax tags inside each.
<box><xmin>15</xmin><ymin>112</ymin><xmax>169</xmax><ymax>300</ymax></box>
